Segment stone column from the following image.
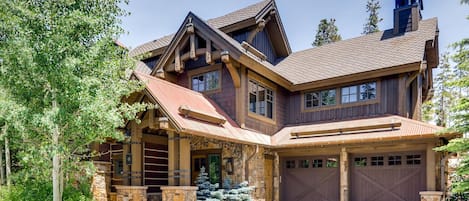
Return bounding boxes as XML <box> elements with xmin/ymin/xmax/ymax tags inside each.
<box><xmin>131</xmin><ymin>121</ymin><xmax>143</xmax><ymax>186</ymax></box>
<box><xmin>161</xmin><ymin>186</ymin><xmax>197</xmax><ymax>201</ymax></box>
<box><xmin>340</xmin><ymin>147</ymin><xmax>349</xmax><ymax>201</ymax></box>
<box><xmin>92</xmin><ymin>162</ymin><xmax>112</xmax><ymax>201</ymax></box>
<box><xmin>115</xmin><ymin>185</ymin><xmax>148</xmax><ymax>201</ymax></box>
<box><xmin>420</xmin><ymin>191</ymin><xmax>443</xmax><ymax>201</ymax></box>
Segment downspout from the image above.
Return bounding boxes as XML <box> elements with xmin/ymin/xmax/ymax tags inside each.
<box><xmin>245</xmin><ymin>144</ymin><xmax>259</xmax><ymax>181</ymax></box>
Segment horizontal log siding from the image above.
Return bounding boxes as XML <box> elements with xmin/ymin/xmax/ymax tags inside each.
<box><xmin>286</xmin><ymin>76</ymin><xmax>399</xmax><ymax>124</ymax></box>
<box><xmin>176</xmin><ymin>64</ymin><xmax>237</xmax><ymax>121</ymax></box>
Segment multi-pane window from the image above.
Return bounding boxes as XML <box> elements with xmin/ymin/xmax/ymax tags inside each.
<box><xmin>326</xmin><ymin>157</ymin><xmax>338</xmax><ymax>168</ymax></box>
<box><xmin>354</xmin><ymin>157</ymin><xmax>367</xmax><ymax>167</ymax></box>
<box><xmin>299</xmin><ymin>160</ymin><xmax>309</xmax><ymax>168</ymax></box>
<box><xmin>371</xmin><ymin>156</ymin><xmax>384</xmax><ymax>166</ymax></box>
<box><xmin>249</xmin><ymin>80</ymin><xmax>274</xmax><ymax>119</ymax></box>
<box><xmin>312</xmin><ymin>159</ymin><xmax>323</xmax><ymax>168</ymax></box>
<box><xmin>388</xmin><ymin>156</ymin><xmax>402</xmax><ymax>166</ymax></box>
<box><xmin>305</xmin><ymin>89</ymin><xmax>336</xmax><ymax>109</ymax></box>
<box><xmin>341</xmin><ymin>81</ymin><xmax>377</xmax><ymax>103</ymax></box>
<box><xmin>286</xmin><ymin>160</ymin><xmax>296</xmax><ymax>169</ymax></box>
<box><xmin>406</xmin><ymin>155</ymin><xmax>421</xmax><ymax>165</ymax></box>
<box><xmin>191</xmin><ymin>71</ymin><xmax>220</xmax><ymax>92</ymax></box>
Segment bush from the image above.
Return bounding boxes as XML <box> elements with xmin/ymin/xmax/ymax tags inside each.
<box><xmin>0</xmin><ymin>179</ymin><xmax>92</xmax><ymax>201</ymax></box>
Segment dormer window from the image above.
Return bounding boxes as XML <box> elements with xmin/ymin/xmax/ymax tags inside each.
<box><xmin>191</xmin><ymin>70</ymin><xmax>220</xmax><ymax>92</ymax></box>
<box><xmin>341</xmin><ymin>81</ymin><xmax>377</xmax><ymax>104</ymax></box>
<box><xmin>304</xmin><ymin>89</ymin><xmax>336</xmax><ymax>109</ymax></box>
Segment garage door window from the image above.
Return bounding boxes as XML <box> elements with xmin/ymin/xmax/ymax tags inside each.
<box><xmin>326</xmin><ymin>158</ymin><xmax>338</xmax><ymax>168</ymax></box>
<box><xmin>371</xmin><ymin>156</ymin><xmax>384</xmax><ymax>166</ymax></box>
<box><xmin>406</xmin><ymin>155</ymin><xmax>421</xmax><ymax>165</ymax></box>
<box><xmin>312</xmin><ymin>159</ymin><xmax>323</xmax><ymax>168</ymax></box>
<box><xmin>299</xmin><ymin>160</ymin><xmax>309</xmax><ymax>168</ymax></box>
<box><xmin>286</xmin><ymin>160</ymin><xmax>296</xmax><ymax>168</ymax></box>
<box><xmin>388</xmin><ymin>156</ymin><xmax>402</xmax><ymax>165</ymax></box>
<box><xmin>354</xmin><ymin>157</ymin><xmax>367</xmax><ymax>167</ymax></box>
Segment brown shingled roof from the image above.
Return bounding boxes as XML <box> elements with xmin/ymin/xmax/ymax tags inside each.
<box><xmin>129</xmin><ymin>0</ymin><xmax>272</xmax><ymax>57</ymax></box>
<box><xmin>273</xmin><ymin>18</ymin><xmax>438</xmax><ymax>85</ymax></box>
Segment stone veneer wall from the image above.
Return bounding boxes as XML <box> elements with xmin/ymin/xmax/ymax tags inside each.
<box><xmin>190</xmin><ymin>136</ymin><xmax>275</xmax><ymax>201</ymax></box>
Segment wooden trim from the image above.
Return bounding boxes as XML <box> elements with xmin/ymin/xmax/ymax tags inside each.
<box><xmin>247</xmin><ymin>70</ymin><xmax>277</xmax><ymax>125</ymax></box>
<box><xmin>241</xmin><ymin>41</ymin><xmax>267</xmax><ymax>61</ymax></box>
<box><xmin>222</xmin><ymin>54</ymin><xmax>241</xmax><ymax>88</ymax></box>
<box><xmin>178</xmin><ymin>105</ymin><xmax>227</xmax><ymax>125</ymax></box>
<box><xmin>300</xmin><ymin>80</ymin><xmax>381</xmax><ymax>113</ymax></box>
<box><xmin>291</xmin><ymin>121</ymin><xmax>402</xmax><ymax>137</ymax></box>
<box><xmin>186</xmin><ymin>64</ymin><xmax>222</xmax><ymax>95</ymax></box>
<box><xmin>238</xmin><ymin>65</ymin><xmax>247</xmax><ymax>128</ymax></box>
<box><xmin>292</xmin><ymin>62</ymin><xmax>421</xmax><ymax>92</ymax></box>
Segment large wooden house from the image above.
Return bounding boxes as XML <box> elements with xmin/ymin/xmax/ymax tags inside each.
<box><xmin>92</xmin><ymin>0</ymin><xmax>456</xmax><ymax>201</ymax></box>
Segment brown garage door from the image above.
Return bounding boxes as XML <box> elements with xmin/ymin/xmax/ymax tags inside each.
<box><xmin>351</xmin><ymin>152</ymin><xmax>426</xmax><ymax>201</ymax></box>
<box><xmin>281</xmin><ymin>156</ymin><xmax>339</xmax><ymax>201</ymax></box>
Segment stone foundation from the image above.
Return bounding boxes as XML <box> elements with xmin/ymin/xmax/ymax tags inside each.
<box><xmin>161</xmin><ymin>186</ymin><xmax>197</xmax><ymax>201</ymax></box>
<box><xmin>420</xmin><ymin>191</ymin><xmax>443</xmax><ymax>201</ymax></box>
<box><xmin>115</xmin><ymin>185</ymin><xmax>148</xmax><ymax>201</ymax></box>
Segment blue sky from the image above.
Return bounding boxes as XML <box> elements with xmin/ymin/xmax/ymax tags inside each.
<box><xmin>119</xmin><ymin>0</ymin><xmax>469</xmax><ymax>54</ymax></box>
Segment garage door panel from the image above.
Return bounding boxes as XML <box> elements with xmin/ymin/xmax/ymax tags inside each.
<box><xmin>281</xmin><ymin>156</ymin><xmax>339</xmax><ymax>201</ymax></box>
<box><xmin>351</xmin><ymin>152</ymin><xmax>426</xmax><ymax>201</ymax></box>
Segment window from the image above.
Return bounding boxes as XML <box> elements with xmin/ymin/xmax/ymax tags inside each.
<box><xmin>249</xmin><ymin>80</ymin><xmax>274</xmax><ymax>119</ymax></box>
<box><xmin>341</xmin><ymin>81</ymin><xmax>377</xmax><ymax>103</ymax></box>
<box><xmin>299</xmin><ymin>160</ymin><xmax>309</xmax><ymax>168</ymax></box>
<box><xmin>354</xmin><ymin>157</ymin><xmax>367</xmax><ymax>167</ymax></box>
<box><xmin>406</xmin><ymin>155</ymin><xmax>421</xmax><ymax>165</ymax></box>
<box><xmin>326</xmin><ymin>157</ymin><xmax>338</xmax><ymax>168</ymax></box>
<box><xmin>388</xmin><ymin>156</ymin><xmax>402</xmax><ymax>166</ymax></box>
<box><xmin>191</xmin><ymin>70</ymin><xmax>220</xmax><ymax>92</ymax></box>
<box><xmin>305</xmin><ymin>89</ymin><xmax>336</xmax><ymax>109</ymax></box>
<box><xmin>312</xmin><ymin>159</ymin><xmax>323</xmax><ymax>168</ymax></box>
<box><xmin>191</xmin><ymin>150</ymin><xmax>221</xmax><ymax>185</ymax></box>
<box><xmin>371</xmin><ymin>156</ymin><xmax>384</xmax><ymax>166</ymax></box>
<box><xmin>286</xmin><ymin>160</ymin><xmax>296</xmax><ymax>169</ymax></box>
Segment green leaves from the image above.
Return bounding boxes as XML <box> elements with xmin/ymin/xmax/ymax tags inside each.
<box><xmin>362</xmin><ymin>0</ymin><xmax>383</xmax><ymax>35</ymax></box>
<box><xmin>312</xmin><ymin>18</ymin><xmax>342</xmax><ymax>47</ymax></box>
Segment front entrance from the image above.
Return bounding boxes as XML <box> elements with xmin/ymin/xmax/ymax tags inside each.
<box><xmin>281</xmin><ymin>156</ymin><xmax>340</xmax><ymax>201</ymax></box>
<box><xmin>350</xmin><ymin>152</ymin><xmax>426</xmax><ymax>201</ymax></box>
<box><xmin>191</xmin><ymin>150</ymin><xmax>222</xmax><ymax>185</ymax></box>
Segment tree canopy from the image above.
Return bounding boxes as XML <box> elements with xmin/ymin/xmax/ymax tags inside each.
<box><xmin>362</xmin><ymin>0</ymin><xmax>383</xmax><ymax>34</ymax></box>
<box><xmin>0</xmin><ymin>0</ymin><xmax>147</xmax><ymax>200</ymax></box>
<box><xmin>312</xmin><ymin>18</ymin><xmax>342</xmax><ymax>47</ymax></box>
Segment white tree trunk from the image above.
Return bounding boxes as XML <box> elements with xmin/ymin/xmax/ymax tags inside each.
<box><xmin>0</xmin><ymin>145</ymin><xmax>4</xmax><ymax>185</ymax></box>
<box><xmin>4</xmin><ymin>134</ymin><xmax>10</xmax><ymax>186</ymax></box>
<box><xmin>52</xmin><ymin>99</ymin><xmax>62</xmax><ymax>201</ymax></box>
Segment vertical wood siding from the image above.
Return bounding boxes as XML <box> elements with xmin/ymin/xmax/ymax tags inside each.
<box><xmin>232</xmin><ymin>30</ymin><xmax>277</xmax><ymax>63</ymax></box>
<box><xmin>176</xmin><ymin>63</ymin><xmax>237</xmax><ymax>121</ymax></box>
<box><xmin>286</xmin><ymin>76</ymin><xmax>399</xmax><ymax>124</ymax></box>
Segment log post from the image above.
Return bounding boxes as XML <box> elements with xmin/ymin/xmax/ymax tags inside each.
<box><xmin>179</xmin><ymin>134</ymin><xmax>191</xmax><ymax>186</ymax></box>
<box><xmin>340</xmin><ymin>147</ymin><xmax>349</xmax><ymax>201</ymax></box>
<box><xmin>130</xmin><ymin>121</ymin><xmax>143</xmax><ymax>186</ymax></box>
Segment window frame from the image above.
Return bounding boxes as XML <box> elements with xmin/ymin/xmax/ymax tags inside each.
<box><xmin>304</xmin><ymin>88</ymin><xmax>337</xmax><ymax>109</ymax></box>
<box><xmin>341</xmin><ymin>81</ymin><xmax>378</xmax><ymax>104</ymax></box>
<box><xmin>247</xmin><ymin>71</ymin><xmax>277</xmax><ymax>124</ymax></box>
<box><xmin>187</xmin><ymin>64</ymin><xmax>222</xmax><ymax>94</ymax></box>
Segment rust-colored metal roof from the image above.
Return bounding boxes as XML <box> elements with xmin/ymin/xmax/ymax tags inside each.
<box><xmin>271</xmin><ymin>115</ymin><xmax>445</xmax><ymax>148</ymax></box>
<box><xmin>134</xmin><ymin>72</ymin><xmax>271</xmax><ymax>145</ymax></box>
<box><xmin>129</xmin><ymin>0</ymin><xmax>272</xmax><ymax>57</ymax></box>
<box><xmin>134</xmin><ymin>72</ymin><xmax>448</xmax><ymax>148</ymax></box>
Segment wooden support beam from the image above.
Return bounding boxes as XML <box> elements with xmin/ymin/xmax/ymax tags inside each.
<box><xmin>175</xmin><ymin>46</ymin><xmax>182</xmax><ymax>73</ymax></box>
<box><xmin>290</xmin><ymin>120</ymin><xmax>402</xmax><ymax>137</ymax></box>
<box><xmin>406</xmin><ymin>71</ymin><xmax>419</xmax><ymax>87</ymax></box>
<box><xmin>179</xmin><ymin>134</ymin><xmax>191</xmax><ymax>186</ymax></box>
<box><xmin>189</xmin><ymin>34</ymin><xmax>196</xmax><ymax>59</ymax></box>
<box><xmin>398</xmin><ymin>74</ymin><xmax>407</xmax><ymax>117</ymax></box>
<box><xmin>167</xmin><ymin>131</ymin><xmax>179</xmax><ymax>186</ymax></box>
<box><xmin>247</xmin><ymin>19</ymin><xmax>266</xmax><ymax>44</ymax></box>
<box><xmin>221</xmin><ymin>52</ymin><xmax>241</xmax><ymax>88</ymax></box>
<box><xmin>426</xmin><ymin>143</ymin><xmax>436</xmax><ymax>191</ymax></box>
<box><xmin>206</xmin><ymin>40</ymin><xmax>213</xmax><ymax>64</ymax></box>
<box><xmin>131</xmin><ymin>121</ymin><xmax>143</xmax><ymax>186</ymax></box>
<box><xmin>340</xmin><ymin>148</ymin><xmax>349</xmax><ymax>201</ymax></box>
<box><xmin>236</xmin><ymin>65</ymin><xmax>246</xmax><ymax>127</ymax></box>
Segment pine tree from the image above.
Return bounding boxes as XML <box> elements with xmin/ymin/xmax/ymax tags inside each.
<box><xmin>312</xmin><ymin>18</ymin><xmax>342</xmax><ymax>47</ymax></box>
<box><xmin>434</xmin><ymin>1</ymin><xmax>469</xmax><ymax>194</ymax></box>
<box><xmin>195</xmin><ymin>167</ymin><xmax>219</xmax><ymax>201</ymax></box>
<box><xmin>362</xmin><ymin>0</ymin><xmax>383</xmax><ymax>34</ymax></box>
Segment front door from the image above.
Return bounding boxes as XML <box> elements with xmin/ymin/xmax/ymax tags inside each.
<box><xmin>191</xmin><ymin>150</ymin><xmax>222</xmax><ymax>185</ymax></box>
